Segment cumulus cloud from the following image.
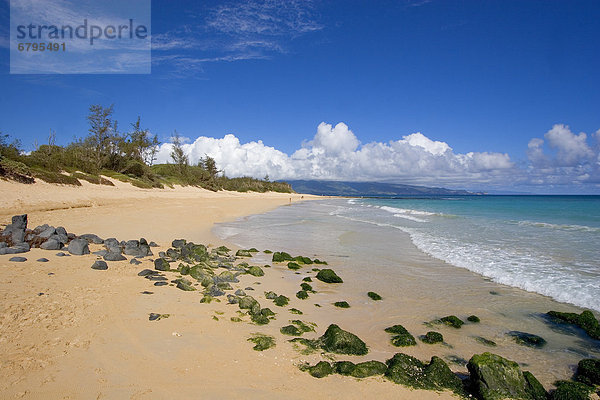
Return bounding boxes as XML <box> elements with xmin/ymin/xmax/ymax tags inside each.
<box><xmin>155</xmin><ymin>121</ymin><xmax>516</xmax><ymax>186</ymax></box>
<box><xmin>526</xmin><ymin>124</ymin><xmax>600</xmax><ymax>186</ymax></box>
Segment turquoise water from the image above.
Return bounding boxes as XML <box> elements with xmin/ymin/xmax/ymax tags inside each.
<box><xmin>340</xmin><ymin>195</ymin><xmax>600</xmax><ymax>311</ymax></box>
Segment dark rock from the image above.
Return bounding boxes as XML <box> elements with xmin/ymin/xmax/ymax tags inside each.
<box><xmin>104</xmin><ymin>238</ymin><xmax>120</xmax><ymax>248</ymax></box>
<box><xmin>37</xmin><ymin>258</ymin><xmax>49</xmax><ymax>262</ymax></box>
<box><xmin>296</xmin><ymin>290</ymin><xmax>309</xmax><ymax>300</ymax></box>
<box><xmin>171</xmin><ymin>239</ymin><xmax>186</xmax><ymax>248</ymax></box>
<box><xmin>0</xmin><ymin>242</ymin><xmax>6</xmax><ymax>249</ymax></box>
<box><xmin>93</xmin><ymin>250</ymin><xmax>109</xmax><ymax>257</ymax></box>
<box><xmin>441</xmin><ymin>315</ymin><xmax>464</xmax><ymax>328</ymax></box>
<box><xmin>154</xmin><ymin>257</ymin><xmax>170</xmax><ymax>271</ymax></box>
<box><xmin>227</xmin><ymin>294</ymin><xmax>240</xmax><ymax>304</ymax></box>
<box><xmin>217</xmin><ymin>270</ymin><xmax>239</xmax><ymax>283</ymax></box>
<box><xmin>104</xmin><ymin>252</ymin><xmax>127</xmax><ymax>261</ymax></box>
<box><xmin>264</xmin><ymin>291</ymin><xmax>278</xmax><ymax>299</ymax></box>
<box><xmin>38</xmin><ymin>226</ymin><xmax>56</xmax><ymax>239</ymax></box>
<box><xmin>130</xmin><ymin>258</ymin><xmax>142</xmax><ymax>265</ymax></box>
<box><xmin>508</xmin><ymin>331</ymin><xmax>547</xmax><ymax>349</ymax></box>
<box><xmin>149</xmin><ymin>241</ymin><xmax>159</xmax><ymax>247</ymax></box>
<box><xmin>55</xmin><ymin>252</ymin><xmax>69</xmax><ymax>257</ymax></box>
<box><xmin>547</xmin><ymin>310</ymin><xmax>600</xmax><ymax>340</ymax></box>
<box><xmin>468</xmin><ymin>315</ymin><xmax>481</xmax><ymax>323</ymax></box>
<box><xmin>234</xmin><ymin>289</ymin><xmax>246</xmax><ymax>296</ymax></box>
<box><xmin>308</xmin><ymin>361</ymin><xmax>333</xmax><ymax>378</ymax></box>
<box><xmin>421</xmin><ymin>331</ymin><xmax>444</xmax><ymax>344</ymax></box>
<box><xmin>334</xmin><ymin>301</ymin><xmax>350</xmax><ymax>308</ymax></box>
<box><xmin>148</xmin><ymin>313</ymin><xmax>170</xmax><ymax>321</ymax></box>
<box><xmin>206</xmin><ymin>285</ymin><xmax>225</xmax><ymax>297</ymax></box>
<box><xmin>576</xmin><ymin>358</ymin><xmax>600</xmax><ymax>386</ymax></box>
<box><xmin>154</xmin><ymin>281</ymin><xmax>168</xmax><ymax>286</ymax></box>
<box><xmin>79</xmin><ymin>233</ymin><xmax>104</xmax><ymax>244</ymax></box>
<box><xmin>368</xmin><ymin>291</ymin><xmax>382</xmax><ymax>300</ymax></box>
<box><xmin>316</xmin><ymin>269</ymin><xmax>343</xmax><ymax>283</ymax></box>
<box><xmin>467</xmin><ymin>352</ymin><xmax>542</xmax><ymax>400</ymax></box>
<box><xmin>551</xmin><ymin>381</ymin><xmax>594</xmax><ymax>400</ymax></box>
<box><xmin>474</xmin><ymin>336</ymin><xmax>497</xmax><ymax>347</ymax></box>
<box><xmin>320</xmin><ymin>324</ymin><xmax>368</xmax><ymax>355</ymax></box>
<box><xmin>245</xmin><ymin>287</ymin><xmax>254</xmax><ymax>291</ymax></box>
<box><xmin>67</xmin><ymin>238</ymin><xmax>90</xmax><ymax>255</ymax></box>
<box><xmin>91</xmin><ymin>260</ymin><xmax>108</xmax><ymax>270</ymax></box>
<box><xmin>9</xmin><ymin>256</ymin><xmax>27</xmax><ymax>262</ymax></box>
<box><xmin>137</xmin><ymin>269</ymin><xmax>156</xmax><ymax>276</ymax></box>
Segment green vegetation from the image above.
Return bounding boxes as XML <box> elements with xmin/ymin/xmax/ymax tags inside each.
<box><xmin>384</xmin><ymin>325</ymin><xmax>416</xmax><ymax>347</ymax></box>
<box><xmin>547</xmin><ymin>310</ymin><xmax>600</xmax><ymax>340</ymax></box>
<box><xmin>316</xmin><ymin>269</ymin><xmax>343</xmax><ymax>283</ymax></box>
<box><xmin>440</xmin><ymin>315</ymin><xmax>464</xmax><ymax>329</ymax></box>
<box><xmin>421</xmin><ymin>331</ymin><xmax>444</xmax><ymax>344</ymax></box>
<box><xmin>0</xmin><ymin>106</ymin><xmax>293</xmax><ymax>193</ymax></box>
<box><xmin>247</xmin><ymin>333</ymin><xmax>276</xmax><ymax>351</ymax></box>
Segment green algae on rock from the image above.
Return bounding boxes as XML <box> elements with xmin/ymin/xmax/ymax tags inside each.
<box><xmin>467</xmin><ymin>352</ymin><xmax>547</xmax><ymax>400</ymax></box>
<box><xmin>547</xmin><ymin>310</ymin><xmax>600</xmax><ymax>340</ymax></box>
<box><xmin>421</xmin><ymin>331</ymin><xmax>444</xmax><ymax>344</ymax></box>
<box><xmin>508</xmin><ymin>331</ymin><xmax>547</xmax><ymax>349</ymax></box>
<box><xmin>235</xmin><ymin>249</ymin><xmax>253</xmax><ymax>257</ymax></box>
<box><xmin>474</xmin><ymin>336</ymin><xmax>497</xmax><ymax>347</ymax></box>
<box><xmin>290</xmin><ymin>308</ymin><xmax>303</xmax><ymax>315</ymax></box>
<box><xmin>296</xmin><ymin>290</ymin><xmax>309</xmax><ymax>300</ymax></box>
<box><xmin>175</xmin><ymin>278</ymin><xmax>196</xmax><ymax>291</ymax></box>
<box><xmin>273</xmin><ymin>295</ymin><xmax>290</xmax><ymax>307</ymax></box>
<box><xmin>300</xmin><ymin>282</ymin><xmax>313</xmax><ymax>292</ymax></box>
<box><xmin>467</xmin><ymin>315</ymin><xmax>481</xmax><ymax>323</ymax></box>
<box><xmin>287</xmin><ymin>262</ymin><xmax>301</xmax><ymax>270</ymax></box>
<box><xmin>334</xmin><ymin>301</ymin><xmax>350</xmax><ymax>308</ymax></box>
<box><xmin>308</xmin><ymin>361</ymin><xmax>333</xmax><ymax>378</ymax></box>
<box><xmin>551</xmin><ymin>381</ymin><xmax>594</xmax><ymax>400</ymax></box>
<box><xmin>154</xmin><ymin>257</ymin><xmax>170</xmax><ymax>271</ymax></box>
<box><xmin>576</xmin><ymin>358</ymin><xmax>600</xmax><ymax>386</ymax></box>
<box><xmin>441</xmin><ymin>315</ymin><xmax>464</xmax><ymax>328</ymax></box>
<box><xmin>246</xmin><ymin>265</ymin><xmax>264</xmax><ymax>277</ymax></box>
<box><xmin>272</xmin><ymin>251</ymin><xmax>294</xmax><ymax>262</ymax></box>
<box><xmin>384</xmin><ymin>325</ymin><xmax>417</xmax><ymax>347</ymax></box>
<box><xmin>367</xmin><ymin>291</ymin><xmax>382</xmax><ymax>301</ymax></box>
<box><xmin>248</xmin><ymin>333</ymin><xmax>276</xmax><ymax>351</ymax></box>
<box><xmin>320</xmin><ymin>324</ymin><xmax>368</xmax><ymax>355</ymax></box>
<box><xmin>316</xmin><ymin>269</ymin><xmax>343</xmax><ymax>283</ymax></box>
<box><xmin>281</xmin><ymin>325</ymin><xmax>302</xmax><ymax>336</ymax></box>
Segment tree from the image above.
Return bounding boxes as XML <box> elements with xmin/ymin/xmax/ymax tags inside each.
<box><xmin>86</xmin><ymin>104</ymin><xmax>114</xmax><ymax>170</ymax></box>
<box><xmin>200</xmin><ymin>155</ymin><xmax>219</xmax><ymax>179</ymax></box>
<box><xmin>170</xmin><ymin>130</ymin><xmax>188</xmax><ymax>176</ymax></box>
<box><xmin>128</xmin><ymin>117</ymin><xmax>160</xmax><ymax>165</ymax></box>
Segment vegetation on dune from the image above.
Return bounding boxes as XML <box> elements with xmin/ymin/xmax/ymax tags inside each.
<box><xmin>0</xmin><ymin>105</ymin><xmax>293</xmax><ymax>193</ymax></box>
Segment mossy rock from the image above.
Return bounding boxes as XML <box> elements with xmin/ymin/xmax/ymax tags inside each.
<box><xmin>235</xmin><ymin>249</ymin><xmax>253</xmax><ymax>257</ymax></box>
<box><xmin>281</xmin><ymin>325</ymin><xmax>302</xmax><ymax>336</ymax></box>
<box><xmin>238</xmin><ymin>296</ymin><xmax>259</xmax><ymax>311</ymax></box>
<box><xmin>293</xmin><ymin>256</ymin><xmax>313</xmax><ymax>264</ymax></box>
<box><xmin>316</xmin><ymin>269</ymin><xmax>343</xmax><ymax>283</ymax></box>
<box><xmin>296</xmin><ymin>290</ymin><xmax>309</xmax><ymax>300</ymax></box>
<box><xmin>391</xmin><ymin>334</ymin><xmax>417</xmax><ymax>347</ymax></box>
<box><xmin>288</xmin><ymin>262</ymin><xmax>301</xmax><ymax>270</ymax></box>
<box><xmin>179</xmin><ymin>264</ymin><xmax>190</xmax><ymax>275</ymax></box>
<box><xmin>385</xmin><ymin>353</ymin><xmax>464</xmax><ymax>395</ymax></box>
<box><xmin>334</xmin><ymin>361</ymin><xmax>356</xmax><ymax>375</ymax></box>
<box><xmin>216</xmin><ymin>282</ymin><xmax>233</xmax><ymax>290</ymax></box>
<box><xmin>547</xmin><ymin>310</ymin><xmax>600</xmax><ymax>340</ymax></box>
<box><xmin>334</xmin><ymin>301</ymin><xmax>350</xmax><ymax>308</ymax></box>
<box><xmin>474</xmin><ymin>336</ymin><xmax>497</xmax><ymax>347</ymax></box>
<box><xmin>263</xmin><ymin>249</ymin><xmax>273</xmax><ymax>254</ymax></box>
<box><xmin>320</xmin><ymin>324</ymin><xmax>368</xmax><ymax>356</ymax></box>
<box><xmin>247</xmin><ymin>248</ymin><xmax>259</xmax><ymax>253</ymax></box>
<box><xmin>154</xmin><ymin>257</ymin><xmax>170</xmax><ymax>271</ymax></box>
<box><xmin>302</xmin><ymin>277</ymin><xmax>313</xmax><ymax>282</ymax></box>
<box><xmin>300</xmin><ymin>282</ymin><xmax>313</xmax><ymax>292</ymax></box>
<box><xmin>441</xmin><ymin>315</ymin><xmax>464</xmax><ymax>328</ymax></box>
<box><xmin>218</xmin><ymin>270</ymin><xmax>238</xmax><ymax>282</ymax></box>
<box><xmin>551</xmin><ymin>380</ymin><xmax>595</xmax><ymax>400</ymax></box>
<box><xmin>576</xmin><ymin>358</ymin><xmax>600</xmax><ymax>386</ymax></box>
<box><xmin>251</xmin><ymin>313</ymin><xmax>270</xmax><ymax>325</ymax></box>
<box><xmin>523</xmin><ymin>371</ymin><xmax>548</xmax><ymax>400</ymax></box>
<box><xmin>468</xmin><ymin>315</ymin><xmax>481</xmax><ymax>323</ymax></box>
<box><xmin>199</xmin><ymin>295</ymin><xmax>215</xmax><ymax>303</ymax></box>
<box><xmin>261</xmin><ymin>308</ymin><xmax>276</xmax><ymax>317</ymax></box>
<box><xmin>215</xmin><ymin>245</ymin><xmax>230</xmax><ymax>253</ymax></box>
<box><xmin>291</xmin><ymin>320</ymin><xmax>315</xmax><ymax>333</ymax></box>
<box><xmin>246</xmin><ymin>265</ymin><xmax>264</xmax><ymax>277</ymax></box>
<box><xmin>367</xmin><ymin>291</ymin><xmax>382</xmax><ymax>301</ymax></box>
<box><xmin>313</xmin><ymin>259</ymin><xmax>328</xmax><ymax>265</ymax></box>
<box><xmin>248</xmin><ymin>333</ymin><xmax>275</xmax><ymax>351</ymax></box>
<box><xmin>467</xmin><ymin>352</ymin><xmax>544</xmax><ymax>400</ymax></box>
<box><xmin>308</xmin><ymin>361</ymin><xmax>333</xmax><ymax>378</ymax></box>
<box><xmin>148</xmin><ymin>313</ymin><xmax>170</xmax><ymax>321</ymax></box>
<box><xmin>175</xmin><ymin>278</ymin><xmax>196</xmax><ymax>291</ymax></box>
<box><xmin>274</xmin><ymin>295</ymin><xmax>290</xmax><ymax>307</ymax></box>
<box><xmin>264</xmin><ymin>291</ymin><xmax>278</xmax><ymax>299</ymax></box>
<box><xmin>421</xmin><ymin>331</ymin><xmax>444</xmax><ymax>344</ymax></box>
<box><xmin>351</xmin><ymin>361</ymin><xmax>388</xmax><ymax>378</ymax></box>
<box><xmin>230</xmin><ymin>316</ymin><xmax>243</xmax><ymax>322</ymax></box>
<box><xmin>508</xmin><ymin>331</ymin><xmax>547</xmax><ymax>349</ymax></box>
<box><xmin>272</xmin><ymin>251</ymin><xmax>293</xmax><ymax>262</ymax></box>
<box><xmin>290</xmin><ymin>308</ymin><xmax>303</xmax><ymax>315</ymax></box>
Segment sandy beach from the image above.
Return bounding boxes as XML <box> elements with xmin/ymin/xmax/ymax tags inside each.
<box><xmin>0</xmin><ymin>179</ymin><xmax>456</xmax><ymax>400</ymax></box>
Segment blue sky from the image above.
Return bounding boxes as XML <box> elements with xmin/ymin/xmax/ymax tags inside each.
<box><xmin>1</xmin><ymin>0</ymin><xmax>599</xmax><ymax>193</ymax></box>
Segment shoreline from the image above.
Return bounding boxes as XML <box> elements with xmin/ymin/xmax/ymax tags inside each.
<box><xmin>0</xmin><ymin>180</ymin><xmax>457</xmax><ymax>399</ymax></box>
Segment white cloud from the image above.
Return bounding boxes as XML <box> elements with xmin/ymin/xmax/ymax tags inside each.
<box><xmin>155</xmin><ymin>121</ymin><xmax>516</xmax><ymax>186</ymax></box>
<box><xmin>544</xmin><ymin>124</ymin><xmax>594</xmax><ymax>166</ymax></box>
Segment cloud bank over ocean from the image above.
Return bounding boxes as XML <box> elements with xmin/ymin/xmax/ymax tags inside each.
<box><xmin>156</xmin><ymin>122</ymin><xmax>600</xmax><ymax>190</ymax></box>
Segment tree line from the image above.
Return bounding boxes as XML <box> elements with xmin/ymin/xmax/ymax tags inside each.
<box><xmin>0</xmin><ymin>104</ymin><xmax>292</xmax><ymax>193</ymax></box>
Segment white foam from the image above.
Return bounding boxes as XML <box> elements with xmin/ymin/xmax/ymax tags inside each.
<box><xmin>517</xmin><ymin>220</ymin><xmax>600</xmax><ymax>233</ymax></box>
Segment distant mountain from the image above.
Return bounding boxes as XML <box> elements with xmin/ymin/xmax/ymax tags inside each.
<box><xmin>285</xmin><ymin>180</ymin><xmax>479</xmax><ymax>196</ymax></box>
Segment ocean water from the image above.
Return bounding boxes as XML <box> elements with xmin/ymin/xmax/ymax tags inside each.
<box><xmin>214</xmin><ymin>196</ymin><xmax>600</xmax><ymax>383</ymax></box>
<box><xmin>340</xmin><ymin>195</ymin><xmax>600</xmax><ymax>312</ymax></box>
